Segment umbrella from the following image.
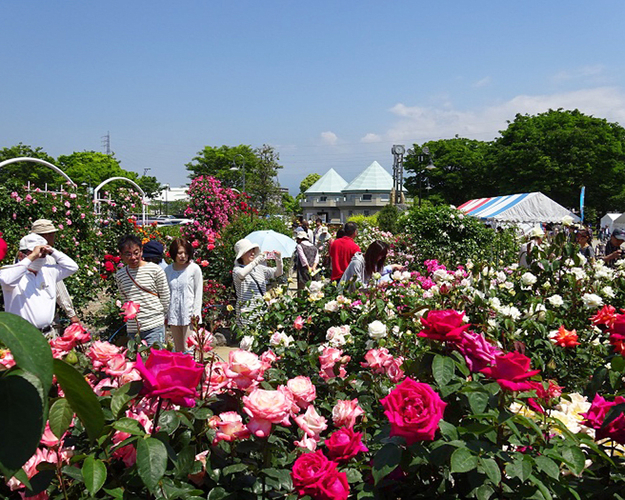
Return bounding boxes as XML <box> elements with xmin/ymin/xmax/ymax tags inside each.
<box><xmin>245</xmin><ymin>230</ymin><xmax>297</xmax><ymax>257</ymax></box>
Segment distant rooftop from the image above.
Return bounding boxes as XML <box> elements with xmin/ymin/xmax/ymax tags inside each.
<box><xmin>342</xmin><ymin>161</ymin><xmax>393</xmax><ymax>192</ymax></box>
<box><xmin>305</xmin><ymin>168</ymin><xmax>348</xmax><ymax>194</ymax></box>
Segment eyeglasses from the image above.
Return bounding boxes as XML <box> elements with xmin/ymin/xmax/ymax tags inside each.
<box><xmin>122</xmin><ymin>250</ymin><xmax>141</xmax><ymax>258</ymax></box>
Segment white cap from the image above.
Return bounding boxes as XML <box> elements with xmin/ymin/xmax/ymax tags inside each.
<box><xmin>19</xmin><ymin>234</ymin><xmax>47</xmax><ymax>252</ymax></box>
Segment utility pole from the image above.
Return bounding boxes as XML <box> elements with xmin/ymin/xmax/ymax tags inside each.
<box><xmin>101</xmin><ymin>132</ymin><xmax>111</xmax><ymax>155</ymax></box>
<box><xmin>143</xmin><ymin>168</ymin><xmax>151</xmax><ymax>176</ymax></box>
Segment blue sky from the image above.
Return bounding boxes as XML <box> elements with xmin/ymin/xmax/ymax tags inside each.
<box><xmin>2</xmin><ymin>1</ymin><xmax>625</xmax><ymax>194</ymax></box>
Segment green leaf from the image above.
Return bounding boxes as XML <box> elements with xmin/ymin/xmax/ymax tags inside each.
<box><xmin>480</xmin><ymin>457</ymin><xmax>501</xmax><ymax>484</ymax></box>
<box><xmin>507</xmin><ymin>455</ymin><xmax>532</xmax><ymax>482</ymax></box>
<box><xmin>175</xmin><ymin>446</ymin><xmax>195</xmax><ymax>477</ymax></box>
<box><xmin>207</xmin><ymin>487</ymin><xmax>229</xmax><ymax>500</ymax></box>
<box><xmin>534</xmin><ymin>455</ymin><xmax>560</xmax><ymax>480</ymax></box>
<box><xmin>112</xmin><ymin>417</ymin><xmax>146</xmax><ymax>436</ymax></box>
<box><xmin>53</xmin><ymin>359</ymin><xmax>104</xmax><ymax>441</ymax></box>
<box><xmin>450</xmin><ymin>447</ymin><xmax>478</xmax><ymax>474</ymax></box>
<box><xmin>82</xmin><ymin>455</ymin><xmax>107</xmax><ymax>495</ymax></box>
<box><xmin>103</xmin><ymin>487</ymin><xmax>125</xmax><ymax>500</ymax></box>
<box><xmin>438</xmin><ymin>420</ymin><xmax>458</xmax><ymax>440</ymax></box>
<box><xmin>432</xmin><ymin>355</ymin><xmax>455</xmax><ymax>387</ymax></box>
<box><xmin>561</xmin><ymin>446</ymin><xmax>585</xmax><ymax>476</ymax></box>
<box><xmin>223</xmin><ymin>463</ymin><xmax>249</xmax><ymax>475</ymax></box>
<box><xmin>529</xmin><ymin>474</ymin><xmax>553</xmax><ymax>499</ymax></box>
<box><xmin>467</xmin><ymin>391</ymin><xmax>489</xmax><ymax>414</ymax></box>
<box><xmin>159</xmin><ymin>410</ymin><xmax>180</xmax><ymax>434</ymax></box>
<box><xmin>372</xmin><ymin>443</ymin><xmax>402</xmax><ymax>485</ymax></box>
<box><xmin>0</xmin><ymin>370</ymin><xmax>45</xmax><ymax>476</ymax></box>
<box><xmin>476</xmin><ymin>484</ymin><xmax>495</xmax><ymax>500</ymax></box>
<box><xmin>0</xmin><ymin>312</ymin><xmax>53</xmax><ymax>390</ymax></box>
<box><xmin>49</xmin><ymin>398</ymin><xmax>73</xmax><ymax>439</ymax></box>
<box><xmin>110</xmin><ymin>381</ymin><xmax>142</xmax><ymax>418</ymax></box>
<box><xmin>137</xmin><ymin>437</ymin><xmax>168</xmax><ymax>492</ymax></box>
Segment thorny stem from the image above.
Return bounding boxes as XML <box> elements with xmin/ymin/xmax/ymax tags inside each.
<box><xmin>152</xmin><ymin>397</ymin><xmax>164</xmax><ymax>437</ymax></box>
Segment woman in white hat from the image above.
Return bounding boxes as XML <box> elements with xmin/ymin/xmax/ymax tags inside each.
<box><xmin>232</xmin><ymin>239</ymin><xmax>282</xmax><ymax>328</ymax></box>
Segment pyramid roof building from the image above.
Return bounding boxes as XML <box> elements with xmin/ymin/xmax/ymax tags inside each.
<box><xmin>342</xmin><ymin>161</ymin><xmax>394</xmax><ymax>192</ymax></box>
<box><xmin>305</xmin><ymin>168</ymin><xmax>348</xmax><ymax>194</ymax></box>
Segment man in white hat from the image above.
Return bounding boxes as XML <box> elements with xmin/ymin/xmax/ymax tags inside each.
<box><xmin>30</xmin><ymin>219</ymin><xmax>81</xmax><ymax>327</ymax></box>
<box><xmin>0</xmin><ymin>233</ymin><xmax>79</xmax><ymax>335</ymax></box>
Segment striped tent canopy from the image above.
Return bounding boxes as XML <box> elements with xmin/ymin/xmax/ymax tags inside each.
<box><xmin>458</xmin><ymin>192</ymin><xmax>580</xmax><ymax>223</ymax></box>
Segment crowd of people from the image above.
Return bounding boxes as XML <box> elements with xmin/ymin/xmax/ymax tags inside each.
<box><xmin>4</xmin><ymin>215</ymin><xmax>625</xmax><ymax>348</ymax></box>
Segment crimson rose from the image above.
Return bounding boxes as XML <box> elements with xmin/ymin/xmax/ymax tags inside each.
<box><xmin>380</xmin><ymin>378</ymin><xmax>446</xmax><ymax>444</ymax></box>
<box><xmin>480</xmin><ymin>352</ymin><xmax>540</xmax><ymax>392</ymax></box>
<box><xmin>418</xmin><ymin>309</ymin><xmax>470</xmax><ymax>342</ymax></box>
<box><xmin>325</xmin><ymin>426</ymin><xmax>368</xmax><ymax>462</ymax></box>
<box><xmin>291</xmin><ymin>451</ymin><xmax>337</xmax><ymax>497</ymax></box>
<box><xmin>582</xmin><ymin>394</ymin><xmax>625</xmax><ymax>444</ymax></box>
<box><xmin>135</xmin><ymin>349</ymin><xmax>204</xmax><ymax>407</ymax></box>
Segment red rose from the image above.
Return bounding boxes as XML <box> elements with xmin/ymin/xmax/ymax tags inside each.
<box><xmin>582</xmin><ymin>394</ymin><xmax>625</xmax><ymax>444</ymax></box>
<box><xmin>609</xmin><ymin>314</ymin><xmax>625</xmax><ymax>335</ymax></box>
<box><xmin>325</xmin><ymin>427</ymin><xmax>368</xmax><ymax>462</ymax></box>
<box><xmin>0</xmin><ymin>237</ymin><xmax>7</xmax><ymax>262</ymax></box>
<box><xmin>380</xmin><ymin>378</ymin><xmax>446</xmax><ymax>444</ymax></box>
<box><xmin>315</xmin><ymin>470</ymin><xmax>349</xmax><ymax>500</ymax></box>
<box><xmin>291</xmin><ymin>451</ymin><xmax>337</xmax><ymax>497</ymax></box>
<box><xmin>418</xmin><ymin>309</ymin><xmax>470</xmax><ymax>342</ymax></box>
<box><xmin>480</xmin><ymin>352</ymin><xmax>540</xmax><ymax>392</ymax></box>
<box><xmin>135</xmin><ymin>349</ymin><xmax>204</xmax><ymax>407</ymax></box>
<box><xmin>104</xmin><ymin>261</ymin><xmax>116</xmax><ymax>273</ymax></box>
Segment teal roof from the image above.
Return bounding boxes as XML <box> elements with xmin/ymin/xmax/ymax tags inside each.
<box><xmin>343</xmin><ymin>161</ymin><xmax>393</xmax><ymax>192</ymax></box>
<box><xmin>305</xmin><ymin>168</ymin><xmax>348</xmax><ymax>194</ymax></box>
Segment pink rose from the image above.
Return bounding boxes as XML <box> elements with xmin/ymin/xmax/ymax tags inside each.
<box><xmin>419</xmin><ymin>309</ymin><xmax>470</xmax><ymax>342</ymax></box>
<box><xmin>380</xmin><ymin>378</ymin><xmax>446</xmax><ymax>444</ymax></box>
<box><xmin>104</xmin><ymin>354</ymin><xmax>135</xmax><ymax>378</ymax></box>
<box><xmin>62</xmin><ymin>323</ymin><xmax>91</xmax><ymax>344</ymax></box>
<box><xmin>332</xmin><ymin>399</ymin><xmax>364</xmax><ymax>428</ymax></box>
<box><xmin>225</xmin><ymin>349</ymin><xmax>265</xmax><ymax>390</ymax></box>
<box><xmin>455</xmin><ymin>331</ymin><xmax>502</xmax><ymax>372</ymax></box>
<box><xmin>243</xmin><ymin>386</ymin><xmax>293</xmax><ymax>437</ymax></box>
<box><xmin>315</xmin><ymin>470</ymin><xmax>350</xmax><ymax>500</ymax></box>
<box><xmin>319</xmin><ymin>347</ymin><xmax>350</xmax><ymax>381</ymax></box>
<box><xmin>135</xmin><ymin>349</ymin><xmax>204</xmax><ymax>407</ymax></box>
<box><xmin>325</xmin><ymin>426</ymin><xmax>368</xmax><ymax>462</ymax></box>
<box><xmin>294</xmin><ymin>316</ymin><xmax>305</xmax><ymax>330</ymax></box>
<box><xmin>295</xmin><ymin>434</ymin><xmax>319</xmax><ymax>452</ymax></box>
<box><xmin>287</xmin><ymin>376</ymin><xmax>317</xmax><ymax>410</ymax></box>
<box><xmin>203</xmin><ymin>361</ymin><xmax>229</xmax><ymax>395</ymax></box>
<box><xmin>582</xmin><ymin>394</ymin><xmax>625</xmax><ymax>444</ymax></box>
<box><xmin>210</xmin><ymin>411</ymin><xmax>251</xmax><ymax>444</ymax></box>
<box><xmin>87</xmin><ymin>341</ymin><xmax>123</xmax><ymax>370</ymax></box>
<box><xmin>480</xmin><ymin>352</ymin><xmax>540</xmax><ymax>392</ymax></box>
<box><xmin>295</xmin><ymin>405</ymin><xmax>328</xmax><ymax>438</ymax></box>
<box><xmin>120</xmin><ymin>301</ymin><xmax>140</xmax><ymax>322</ymax></box>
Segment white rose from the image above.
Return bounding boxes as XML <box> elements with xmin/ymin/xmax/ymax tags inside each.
<box><xmin>602</xmin><ymin>286</ymin><xmax>616</xmax><ymax>299</ymax></box>
<box><xmin>324</xmin><ymin>300</ymin><xmax>339</xmax><ymax>312</ymax></box>
<box><xmin>521</xmin><ymin>272</ymin><xmax>537</xmax><ymax>286</ymax></box>
<box><xmin>368</xmin><ymin>320</ymin><xmax>387</xmax><ymax>339</ymax></box>
<box><xmin>547</xmin><ymin>294</ymin><xmax>564</xmax><ymax>307</ymax></box>
<box><xmin>582</xmin><ymin>293</ymin><xmax>603</xmax><ymax>309</ymax></box>
<box><xmin>308</xmin><ymin>281</ymin><xmax>323</xmax><ymax>293</ymax></box>
<box><xmin>240</xmin><ymin>336</ymin><xmax>255</xmax><ymax>351</ymax></box>
<box><xmin>561</xmin><ymin>215</ymin><xmax>574</xmax><ymax>226</ymax></box>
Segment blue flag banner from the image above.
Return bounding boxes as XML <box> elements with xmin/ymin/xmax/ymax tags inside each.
<box><xmin>580</xmin><ymin>186</ymin><xmax>585</xmax><ymax>222</ymax></box>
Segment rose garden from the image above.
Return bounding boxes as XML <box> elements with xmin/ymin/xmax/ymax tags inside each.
<box><xmin>2</xmin><ymin>175</ymin><xmax>625</xmax><ymax>500</ymax></box>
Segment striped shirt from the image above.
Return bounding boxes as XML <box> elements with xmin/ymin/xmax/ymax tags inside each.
<box><xmin>233</xmin><ymin>258</ymin><xmax>282</xmax><ymax>327</ymax></box>
<box><xmin>115</xmin><ymin>262</ymin><xmax>170</xmax><ymax>333</ymax></box>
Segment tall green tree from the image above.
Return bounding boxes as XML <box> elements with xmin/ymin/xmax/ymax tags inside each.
<box><xmin>185</xmin><ymin>145</ymin><xmax>259</xmax><ymax>189</ymax></box>
<box><xmin>299</xmin><ymin>173</ymin><xmax>321</xmax><ymax>194</ymax></box>
<box><xmin>247</xmin><ymin>144</ymin><xmax>282</xmax><ymax>215</ymax></box>
<box><xmin>404</xmin><ymin>138</ymin><xmax>494</xmax><ymax>206</ymax></box>
<box><xmin>185</xmin><ymin>144</ymin><xmax>283</xmax><ymax>215</ymax></box>
<box><xmin>493</xmin><ymin>109</ymin><xmax>625</xmax><ymax>219</ymax></box>
<box><xmin>0</xmin><ymin>144</ymin><xmax>63</xmax><ymax>187</ymax></box>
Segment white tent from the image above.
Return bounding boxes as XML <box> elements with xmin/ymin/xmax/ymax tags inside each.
<box><xmin>601</xmin><ymin>213</ymin><xmax>623</xmax><ymax>233</ymax></box>
<box><xmin>459</xmin><ymin>192</ymin><xmax>580</xmax><ymax>224</ymax></box>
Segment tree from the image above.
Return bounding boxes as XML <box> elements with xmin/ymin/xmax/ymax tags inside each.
<box><xmin>299</xmin><ymin>173</ymin><xmax>321</xmax><ymax>194</ymax></box>
<box><xmin>57</xmin><ymin>151</ymin><xmax>128</xmax><ymax>187</ymax></box>
<box><xmin>404</xmin><ymin>138</ymin><xmax>494</xmax><ymax>206</ymax></box>
<box><xmin>185</xmin><ymin>145</ymin><xmax>259</xmax><ymax>189</ymax></box>
<box><xmin>493</xmin><ymin>109</ymin><xmax>625</xmax><ymax>219</ymax></box>
<box><xmin>185</xmin><ymin>144</ymin><xmax>283</xmax><ymax>215</ymax></box>
<box><xmin>0</xmin><ymin>143</ymin><xmax>62</xmax><ymax>187</ymax></box>
<box><xmin>136</xmin><ymin>175</ymin><xmax>163</xmax><ymax>199</ymax></box>
<box><xmin>246</xmin><ymin>144</ymin><xmax>283</xmax><ymax>215</ymax></box>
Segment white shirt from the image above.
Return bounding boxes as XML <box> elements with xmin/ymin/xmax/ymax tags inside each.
<box><xmin>0</xmin><ymin>250</ymin><xmax>79</xmax><ymax>329</ymax></box>
<box><xmin>165</xmin><ymin>261</ymin><xmax>203</xmax><ymax>326</ymax></box>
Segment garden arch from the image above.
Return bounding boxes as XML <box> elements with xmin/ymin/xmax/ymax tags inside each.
<box><xmin>93</xmin><ymin>177</ymin><xmax>147</xmax><ymax>226</ymax></box>
<box><xmin>0</xmin><ymin>157</ymin><xmax>77</xmax><ymax>189</ymax></box>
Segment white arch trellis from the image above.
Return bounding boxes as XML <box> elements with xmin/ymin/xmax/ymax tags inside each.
<box><xmin>0</xmin><ymin>157</ymin><xmax>77</xmax><ymax>190</ymax></box>
<box><xmin>93</xmin><ymin>177</ymin><xmax>147</xmax><ymax>226</ymax></box>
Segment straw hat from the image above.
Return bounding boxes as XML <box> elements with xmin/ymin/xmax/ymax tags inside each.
<box><xmin>31</xmin><ymin>219</ymin><xmax>58</xmax><ymax>234</ymax></box>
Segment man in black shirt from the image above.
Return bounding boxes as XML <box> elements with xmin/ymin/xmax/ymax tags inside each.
<box><xmin>602</xmin><ymin>228</ymin><xmax>625</xmax><ymax>267</ymax></box>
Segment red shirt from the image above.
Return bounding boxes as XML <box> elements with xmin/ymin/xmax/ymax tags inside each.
<box><xmin>330</xmin><ymin>236</ymin><xmax>361</xmax><ymax>281</ymax></box>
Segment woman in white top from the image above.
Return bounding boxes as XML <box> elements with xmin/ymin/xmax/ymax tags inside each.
<box><xmin>232</xmin><ymin>239</ymin><xmax>282</xmax><ymax>329</ymax></box>
<box><xmin>339</xmin><ymin>240</ymin><xmax>402</xmax><ymax>291</ymax></box>
<box><xmin>164</xmin><ymin>238</ymin><xmax>203</xmax><ymax>352</ymax></box>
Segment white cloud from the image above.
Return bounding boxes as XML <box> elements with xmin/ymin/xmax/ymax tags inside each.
<box><xmin>360</xmin><ymin>132</ymin><xmax>382</xmax><ymax>143</ymax></box>
<box><xmin>362</xmin><ymin>87</ymin><xmax>625</xmax><ymax>144</ymax></box>
<box><xmin>552</xmin><ymin>65</ymin><xmax>606</xmax><ymax>83</ymax></box>
<box><xmin>472</xmin><ymin>76</ymin><xmax>491</xmax><ymax>88</ymax></box>
<box><xmin>320</xmin><ymin>131</ymin><xmax>338</xmax><ymax>145</ymax></box>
